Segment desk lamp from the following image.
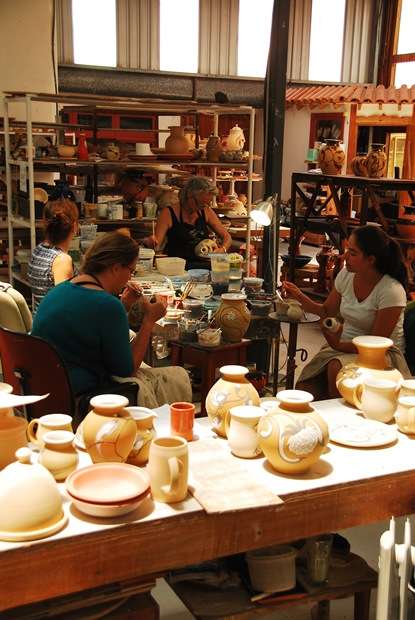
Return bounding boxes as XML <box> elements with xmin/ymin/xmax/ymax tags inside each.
<box><xmin>250</xmin><ymin>194</ymin><xmax>280</xmax><ymax>294</ymax></box>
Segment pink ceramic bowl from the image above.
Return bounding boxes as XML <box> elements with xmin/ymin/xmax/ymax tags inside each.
<box><xmin>66</xmin><ymin>463</ymin><xmax>150</xmax><ymax>505</ymax></box>
<box><xmin>68</xmin><ymin>491</ymin><xmax>149</xmax><ymax>518</ymax></box>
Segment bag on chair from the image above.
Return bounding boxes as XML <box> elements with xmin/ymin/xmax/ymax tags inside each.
<box><xmin>0</xmin><ymin>283</ymin><xmax>32</xmax><ymax>333</ymax></box>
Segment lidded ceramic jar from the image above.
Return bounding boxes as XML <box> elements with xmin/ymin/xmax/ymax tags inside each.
<box><xmin>0</xmin><ymin>447</ymin><xmax>67</xmax><ymax>541</ymax></box>
<box><xmin>39</xmin><ymin>430</ymin><xmax>79</xmax><ymax>481</ymax></box>
<box><xmin>215</xmin><ymin>293</ymin><xmax>251</xmax><ymax>343</ymax></box>
<box><xmin>336</xmin><ymin>335</ymin><xmax>403</xmax><ymax>409</ymax></box>
<box><xmin>82</xmin><ymin>394</ymin><xmax>137</xmax><ymax>463</ymax></box>
<box><xmin>223</xmin><ymin>124</ymin><xmax>246</xmax><ymax>151</ymax></box>
<box><xmin>318</xmin><ymin>139</ymin><xmax>345</xmax><ymax>175</ymax></box>
<box><xmin>165</xmin><ymin>126</ymin><xmax>189</xmax><ymax>154</ymax></box>
<box><xmin>206</xmin><ymin>365</ymin><xmax>260</xmax><ymax>437</ymax></box>
<box><xmin>257</xmin><ymin>390</ymin><xmax>329</xmax><ymax>474</ymax></box>
<box><xmin>126</xmin><ymin>407</ymin><xmax>157</xmax><ymax>466</ymax></box>
<box><xmin>366</xmin><ymin>143</ymin><xmax>387</xmax><ymax>178</ymax></box>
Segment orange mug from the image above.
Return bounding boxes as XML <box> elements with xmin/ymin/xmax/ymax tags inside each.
<box><xmin>170</xmin><ymin>402</ymin><xmax>195</xmax><ymax>441</ymax></box>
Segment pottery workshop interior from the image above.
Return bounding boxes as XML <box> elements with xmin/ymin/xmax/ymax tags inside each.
<box><xmin>1</xmin><ymin>0</ymin><xmax>415</xmax><ymax>618</ymax></box>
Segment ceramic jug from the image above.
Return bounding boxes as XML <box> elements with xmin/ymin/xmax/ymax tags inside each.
<box><xmin>27</xmin><ymin>413</ymin><xmax>73</xmax><ymax>448</ymax></box>
<box><xmin>206</xmin><ymin>365</ymin><xmax>260</xmax><ymax>438</ymax></box>
<box><xmin>359</xmin><ymin>378</ymin><xmax>400</xmax><ymax>423</ymax></box>
<box><xmin>206</xmin><ymin>134</ymin><xmax>223</xmax><ymax>162</ymax></box>
<box><xmin>257</xmin><ymin>390</ymin><xmax>329</xmax><ymax>474</ymax></box>
<box><xmin>351</xmin><ymin>152</ymin><xmax>368</xmax><ymax>177</ymax></box>
<box><xmin>165</xmin><ymin>126</ymin><xmax>189</xmax><ymax>154</ymax></box>
<box><xmin>395</xmin><ymin>396</ymin><xmax>415</xmax><ymax>434</ymax></box>
<box><xmin>148</xmin><ymin>436</ymin><xmax>188</xmax><ymax>503</ymax></box>
<box><xmin>223</xmin><ymin>124</ymin><xmax>246</xmax><ymax>151</ymax></box>
<box><xmin>366</xmin><ymin>143</ymin><xmax>387</xmax><ymax>178</ymax></box>
<box><xmin>318</xmin><ymin>139</ymin><xmax>345</xmax><ymax>175</ymax></box>
<box><xmin>39</xmin><ymin>430</ymin><xmax>79</xmax><ymax>481</ymax></box>
<box><xmin>336</xmin><ymin>336</ymin><xmax>403</xmax><ymax>409</ymax></box>
<box><xmin>227</xmin><ymin>405</ymin><xmax>263</xmax><ymax>458</ymax></box>
<box><xmin>215</xmin><ymin>293</ymin><xmax>251</xmax><ymax>343</ymax></box>
<box><xmin>82</xmin><ymin>394</ymin><xmax>137</xmax><ymax>463</ymax></box>
<box><xmin>0</xmin><ymin>384</ymin><xmax>27</xmax><ymax>469</ymax></box>
<box><xmin>126</xmin><ymin>407</ymin><xmax>157</xmax><ymax>466</ymax></box>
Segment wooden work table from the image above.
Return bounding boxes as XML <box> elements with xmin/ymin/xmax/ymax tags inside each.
<box><xmin>1</xmin><ymin>399</ymin><xmax>415</xmax><ymax>612</ymax></box>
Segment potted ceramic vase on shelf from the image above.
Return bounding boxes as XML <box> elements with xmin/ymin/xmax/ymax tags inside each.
<box><xmin>165</xmin><ymin>126</ymin><xmax>189</xmax><ymax>154</ymax></box>
<box><xmin>318</xmin><ymin>139</ymin><xmax>345</xmax><ymax>175</ymax></box>
<box><xmin>366</xmin><ymin>143</ymin><xmax>387</xmax><ymax>178</ymax></box>
<box><xmin>215</xmin><ymin>293</ymin><xmax>251</xmax><ymax>343</ymax></box>
<box><xmin>206</xmin><ymin>365</ymin><xmax>260</xmax><ymax>438</ymax></box>
<box><xmin>222</xmin><ymin>124</ymin><xmax>246</xmax><ymax>152</ymax></box>
<box><xmin>206</xmin><ymin>134</ymin><xmax>223</xmax><ymax>162</ymax></box>
<box><xmin>82</xmin><ymin>394</ymin><xmax>137</xmax><ymax>463</ymax></box>
<box><xmin>336</xmin><ymin>335</ymin><xmax>403</xmax><ymax>409</ymax></box>
<box><xmin>257</xmin><ymin>390</ymin><xmax>329</xmax><ymax>474</ymax></box>
<box><xmin>351</xmin><ymin>152</ymin><xmax>368</xmax><ymax>177</ymax></box>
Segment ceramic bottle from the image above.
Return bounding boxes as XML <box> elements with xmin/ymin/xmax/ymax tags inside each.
<box><xmin>318</xmin><ymin>139</ymin><xmax>345</xmax><ymax>175</ymax></box>
<box><xmin>257</xmin><ymin>390</ymin><xmax>329</xmax><ymax>474</ymax></box>
<box><xmin>336</xmin><ymin>335</ymin><xmax>403</xmax><ymax>409</ymax></box>
<box><xmin>126</xmin><ymin>407</ymin><xmax>157</xmax><ymax>466</ymax></box>
<box><xmin>206</xmin><ymin>365</ymin><xmax>260</xmax><ymax>437</ymax></box>
<box><xmin>82</xmin><ymin>394</ymin><xmax>137</xmax><ymax>463</ymax></box>
<box><xmin>165</xmin><ymin>126</ymin><xmax>189</xmax><ymax>154</ymax></box>
<box><xmin>77</xmin><ymin>131</ymin><xmax>89</xmax><ymax>161</ymax></box>
<box><xmin>39</xmin><ymin>430</ymin><xmax>79</xmax><ymax>481</ymax></box>
<box><xmin>215</xmin><ymin>293</ymin><xmax>251</xmax><ymax>343</ymax></box>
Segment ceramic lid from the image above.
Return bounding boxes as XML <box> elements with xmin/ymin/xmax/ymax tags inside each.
<box><xmin>277</xmin><ymin>389</ymin><xmax>314</xmax><ymax>404</ymax></box>
<box><xmin>352</xmin><ymin>335</ymin><xmax>393</xmax><ymax>349</ymax></box>
<box><xmin>90</xmin><ymin>394</ymin><xmax>129</xmax><ymax>411</ymax></box>
<box><xmin>220</xmin><ymin>293</ymin><xmax>247</xmax><ymax>301</ymax></box>
<box><xmin>220</xmin><ymin>365</ymin><xmax>249</xmax><ymax>376</ymax></box>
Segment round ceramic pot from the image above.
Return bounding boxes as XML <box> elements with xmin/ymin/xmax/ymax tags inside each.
<box><xmin>82</xmin><ymin>394</ymin><xmax>137</xmax><ymax>463</ymax></box>
<box><xmin>39</xmin><ymin>430</ymin><xmax>79</xmax><ymax>481</ymax></box>
<box><xmin>215</xmin><ymin>293</ymin><xmax>251</xmax><ymax>343</ymax></box>
<box><xmin>366</xmin><ymin>143</ymin><xmax>386</xmax><ymax>178</ymax></box>
<box><xmin>206</xmin><ymin>135</ymin><xmax>223</xmax><ymax>162</ymax></box>
<box><xmin>336</xmin><ymin>335</ymin><xmax>403</xmax><ymax>409</ymax></box>
<box><xmin>206</xmin><ymin>365</ymin><xmax>260</xmax><ymax>437</ymax></box>
<box><xmin>0</xmin><ymin>404</ymin><xmax>28</xmax><ymax>470</ymax></box>
<box><xmin>165</xmin><ymin>126</ymin><xmax>189</xmax><ymax>154</ymax></box>
<box><xmin>126</xmin><ymin>407</ymin><xmax>157</xmax><ymax>466</ymax></box>
<box><xmin>227</xmin><ymin>405</ymin><xmax>264</xmax><ymax>458</ymax></box>
<box><xmin>351</xmin><ymin>153</ymin><xmax>368</xmax><ymax>177</ymax></box>
<box><xmin>257</xmin><ymin>390</ymin><xmax>329</xmax><ymax>474</ymax></box>
<box><xmin>318</xmin><ymin>139</ymin><xmax>345</xmax><ymax>175</ymax></box>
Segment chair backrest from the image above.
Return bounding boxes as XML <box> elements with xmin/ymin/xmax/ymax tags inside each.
<box><xmin>0</xmin><ymin>327</ymin><xmax>75</xmax><ymax>420</ymax></box>
<box><xmin>0</xmin><ymin>283</ymin><xmax>32</xmax><ymax>333</ymax></box>
<box><xmin>404</xmin><ymin>300</ymin><xmax>415</xmax><ymax>375</ymax></box>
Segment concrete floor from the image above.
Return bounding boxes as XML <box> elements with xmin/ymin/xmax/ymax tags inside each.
<box><xmin>153</xmin><ymin>244</ymin><xmax>412</xmax><ymax>620</ymax></box>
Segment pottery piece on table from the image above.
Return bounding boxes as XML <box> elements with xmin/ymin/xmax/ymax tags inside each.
<box><xmin>38</xmin><ymin>430</ymin><xmax>79</xmax><ymax>481</ymax></box>
<box><xmin>318</xmin><ymin>139</ymin><xmax>345</xmax><ymax>175</ymax></box>
<box><xmin>359</xmin><ymin>378</ymin><xmax>399</xmax><ymax>423</ymax></box>
<box><xmin>336</xmin><ymin>335</ymin><xmax>403</xmax><ymax>409</ymax></box>
<box><xmin>257</xmin><ymin>390</ymin><xmax>328</xmax><ymax>474</ymax></box>
<box><xmin>66</xmin><ymin>462</ymin><xmax>150</xmax><ymax>504</ymax></box>
<box><xmin>366</xmin><ymin>143</ymin><xmax>387</xmax><ymax>178</ymax></box>
<box><xmin>126</xmin><ymin>407</ymin><xmax>157</xmax><ymax>466</ymax></box>
<box><xmin>57</xmin><ymin>144</ymin><xmax>76</xmax><ymax>158</ymax></box>
<box><xmin>206</xmin><ymin>365</ymin><xmax>260</xmax><ymax>438</ymax></box>
<box><xmin>395</xmin><ymin>396</ymin><xmax>415</xmax><ymax>434</ymax></box>
<box><xmin>148</xmin><ymin>436</ymin><xmax>189</xmax><ymax>503</ymax></box>
<box><xmin>27</xmin><ymin>413</ymin><xmax>73</xmax><ymax>449</ymax></box>
<box><xmin>165</xmin><ymin>126</ymin><xmax>189</xmax><ymax>154</ymax></box>
<box><xmin>215</xmin><ymin>293</ymin><xmax>251</xmax><ymax>343</ymax></box>
<box><xmin>286</xmin><ymin>299</ymin><xmax>304</xmax><ymax>321</ymax></box>
<box><xmin>227</xmin><ymin>405</ymin><xmax>264</xmax><ymax>458</ymax></box>
<box><xmin>82</xmin><ymin>394</ymin><xmax>137</xmax><ymax>463</ymax></box>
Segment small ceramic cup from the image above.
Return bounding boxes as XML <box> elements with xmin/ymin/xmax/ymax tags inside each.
<box><xmin>395</xmin><ymin>396</ymin><xmax>415</xmax><ymax>434</ymax></box>
<box><xmin>27</xmin><ymin>413</ymin><xmax>73</xmax><ymax>448</ymax></box>
<box><xmin>399</xmin><ymin>379</ymin><xmax>415</xmax><ymax>398</ymax></box>
<box><xmin>170</xmin><ymin>402</ymin><xmax>195</xmax><ymax>442</ymax></box>
<box><xmin>360</xmin><ymin>378</ymin><xmax>399</xmax><ymax>423</ymax></box>
<box><xmin>148</xmin><ymin>436</ymin><xmax>189</xmax><ymax>503</ymax></box>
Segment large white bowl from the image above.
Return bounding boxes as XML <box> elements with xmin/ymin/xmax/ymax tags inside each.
<box><xmin>155</xmin><ymin>257</ymin><xmax>186</xmax><ymax>276</ymax></box>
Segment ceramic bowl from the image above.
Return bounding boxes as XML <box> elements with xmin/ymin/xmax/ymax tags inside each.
<box><xmin>66</xmin><ymin>463</ymin><xmax>150</xmax><ymax>505</ymax></box>
<box><xmin>155</xmin><ymin>257</ymin><xmax>186</xmax><ymax>276</ymax></box>
<box><xmin>68</xmin><ymin>490</ymin><xmax>149</xmax><ymax>518</ymax></box>
<box><xmin>281</xmin><ymin>254</ymin><xmax>312</xmax><ymax>268</ymax></box>
<box><xmin>57</xmin><ymin>145</ymin><xmax>77</xmax><ymax>158</ymax></box>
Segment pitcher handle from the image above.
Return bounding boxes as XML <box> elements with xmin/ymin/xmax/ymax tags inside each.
<box><xmin>354</xmin><ymin>383</ymin><xmax>364</xmax><ymax>410</ymax></box>
<box><xmin>27</xmin><ymin>419</ymin><xmax>39</xmax><ymax>445</ymax></box>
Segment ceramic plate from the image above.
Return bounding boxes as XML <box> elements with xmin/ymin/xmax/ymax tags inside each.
<box><xmin>329</xmin><ymin>418</ymin><xmax>397</xmax><ymax>448</ymax></box>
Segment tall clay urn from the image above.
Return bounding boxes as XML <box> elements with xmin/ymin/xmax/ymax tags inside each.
<box><xmin>366</xmin><ymin>143</ymin><xmax>387</xmax><ymax>178</ymax></box>
<box><xmin>351</xmin><ymin>153</ymin><xmax>368</xmax><ymax>177</ymax></box>
<box><xmin>215</xmin><ymin>293</ymin><xmax>251</xmax><ymax>343</ymax></box>
<box><xmin>165</xmin><ymin>126</ymin><xmax>189</xmax><ymax>155</ymax></box>
<box><xmin>318</xmin><ymin>139</ymin><xmax>345</xmax><ymax>175</ymax></box>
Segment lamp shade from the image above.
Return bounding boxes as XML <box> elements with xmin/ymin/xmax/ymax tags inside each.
<box><xmin>250</xmin><ymin>198</ymin><xmax>273</xmax><ymax>226</ymax></box>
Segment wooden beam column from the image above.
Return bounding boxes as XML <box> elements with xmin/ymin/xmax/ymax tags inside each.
<box><xmin>400</xmin><ymin>104</ymin><xmax>415</xmax><ymax>211</ymax></box>
<box><xmin>346</xmin><ymin>103</ymin><xmax>358</xmax><ymax>173</ymax></box>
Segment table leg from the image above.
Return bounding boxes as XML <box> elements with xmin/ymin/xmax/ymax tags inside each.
<box><xmin>285</xmin><ymin>322</ymin><xmax>299</xmax><ymax>389</ymax></box>
<box><xmin>354</xmin><ymin>589</ymin><xmax>371</xmax><ymax>620</ymax></box>
<box><xmin>273</xmin><ymin>324</ymin><xmax>281</xmax><ymax>395</ymax></box>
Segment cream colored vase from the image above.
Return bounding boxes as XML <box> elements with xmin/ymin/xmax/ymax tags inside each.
<box><xmin>223</xmin><ymin>124</ymin><xmax>246</xmax><ymax>151</ymax></box>
<box><xmin>206</xmin><ymin>365</ymin><xmax>260</xmax><ymax>438</ymax></box>
<box><xmin>336</xmin><ymin>336</ymin><xmax>403</xmax><ymax>409</ymax></box>
<box><xmin>82</xmin><ymin>394</ymin><xmax>137</xmax><ymax>463</ymax></box>
<box><xmin>318</xmin><ymin>139</ymin><xmax>345</xmax><ymax>175</ymax></box>
<box><xmin>227</xmin><ymin>405</ymin><xmax>264</xmax><ymax>458</ymax></box>
<box><xmin>395</xmin><ymin>396</ymin><xmax>415</xmax><ymax>434</ymax></box>
<box><xmin>360</xmin><ymin>378</ymin><xmax>399</xmax><ymax>423</ymax></box>
<box><xmin>215</xmin><ymin>293</ymin><xmax>251</xmax><ymax>343</ymax></box>
<box><xmin>0</xmin><ymin>385</ymin><xmax>27</xmax><ymax>470</ymax></box>
<box><xmin>148</xmin><ymin>437</ymin><xmax>188</xmax><ymax>503</ymax></box>
<box><xmin>165</xmin><ymin>126</ymin><xmax>189</xmax><ymax>154</ymax></box>
<box><xmin>257</xmin><ymin>390</ymin><xmax>329</xmax><ymax>474</ymax></box>
<box><xmin>27</xmin><ymin>413</ymin><xmax>73</xmax><ymax>448</ymax></box>
<box><xmin>126</xmin><ymin>407</ymin><xmax>157</xmax><ymax>466</ymax></box>
<box><xmin>39</xmin><ymin>430</ymin><xmax>79</xmax><ymax>481</ymax></box>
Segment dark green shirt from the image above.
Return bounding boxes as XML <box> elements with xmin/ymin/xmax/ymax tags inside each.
<box><xmin>32</xmin><ymin>281</ymin><xmax>134</xmax><ymax>395</ymax></box>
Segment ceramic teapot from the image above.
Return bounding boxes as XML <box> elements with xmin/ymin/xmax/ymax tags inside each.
<box><xmin>82</xmin><ymin>394</ymin><xmax>137</xmax><ymax>463</ymax></box>
<box><xmin>336</xmin><ymin>335</ymin><xmax>403</xmax><ymax>409</ymax></box>
<box><xmin>257</xmin><ymin>390</ymin><xmax>329</xmax><ymax>474</ymax></box>
<box><xmin>104</xmin><ymin>142</ymin><xmax>121</xmax><ymax>161</ymax></box>
<box><xmin>126</xmin><ymin>407</ymin><xmax>157</xmax><ymax>466</ymax></box>
<box><xmin>223</xmin><ymin>124</ymin><xmax>246</xmax><ymax>152</ymax></box>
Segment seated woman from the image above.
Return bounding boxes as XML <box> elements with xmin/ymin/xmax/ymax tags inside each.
<box><xmin>31</xmin><ymin>232</ymin><xmax>192</xmax><ymax>410</ymax></box>
<box><xmin>28</xmin><ymin>187</ymin><xmax>78</xmax><ymax>313</ymax></box>
<box><xmin>143</xmin><ymin>176</ymin><xmax>232</xmax><ymax>269</ymax></box>
<box><xmin>283</xmin><ymin>225</ymin><xmax>410</xmax><ymax>400</ymax></box>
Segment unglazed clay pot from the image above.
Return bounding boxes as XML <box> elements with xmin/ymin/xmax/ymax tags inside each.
<box><xmin>227</xmin><ymin>405</ymin><xmax>264</xmax><ymax>458</ymax></box>
<box><xmin>257</xmin><ymin>390</ymin><xmax>329</xmax><ymax>474</ymax></box>
<box><xmin>336</xmin><ymin>335</ymin><xmax>403</xmax><ymax>409</ymax></box>
<box><xmin>366</xmin><ymin>143</ymin><xmax>387</xmax><ymax>178</ymax></box>
<box><xmin>215</xmin><ymin>293</ymin><xmax>251</xmax><ymax>343</ymax></box>
<box><xmin>318</xmin><ymin>139</ymin><xmax>345</xmax><ymax>175</ymax></box>
<box><xmin>351</xmin><ymin>152</ymin><xmax>368</xmax><ymax>177</ymax></box>
<box><xmin>126</xmin><ymin>407</ymin><xmax>158</xmax><ymax>466</ymax></box>
<box><xmin>165</xmin><ymin>126</ymin><xmax>189</xmax><ymax>154</ymax></box>
<box><xmin>206</xmin><ymin>134</ymin><xmax>223</xmax><ymax>162</ymax></box>
<box><xmin>206</xmin><ymin>365</ymin><xmax>260</xmax><ymax>437</ymax></box>
<box><xmin>82</xmin><ymin>394</ymin><xmax>137</xmax><ymax>463</ymax></box>
<box><xmin>39</xmin><ymin>430</ymin><xmax>79</xmax><ymax>481</ymax></box>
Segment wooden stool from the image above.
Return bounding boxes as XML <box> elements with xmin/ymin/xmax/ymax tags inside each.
<box><xmin>170</xmin><ymin>339</ymin><xmax>250</xmax><ymax>416</ymax></box>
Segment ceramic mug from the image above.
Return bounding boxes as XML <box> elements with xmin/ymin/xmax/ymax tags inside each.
<box><xmin>227</xmin><ymin>405</ymin><xmax>263</xmax><ymax>458</ymax></box>
<box><xmin>395</xmin><ymin>396</ymin><xmax>415</xmax><ymax>434</ymax></box>
<box><xmin>399</xmin><ymin>379</ymin><xmax>415</xmax><ymax>398</ymax></box>
<box><xmin>360</xmin><ymin>378</ymin><xmax>399</xmax><ymax>423</ymax></box>
<box><xmin>27</xmin><ymin>413</ymin><xmax>73</xmax><ymax>448</ymax></box>
<box><xmin>148</xmin><ymin>436</ymin><xmax>188</xmax><ymax>503</ymax></box>
<box><xmin>170</xmin><ymin>402</ymin><xmax>195</xmax><ymax>442</ymax></box>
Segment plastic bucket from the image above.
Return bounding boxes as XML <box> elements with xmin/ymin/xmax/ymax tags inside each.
<box><xmin>246</xmin><ymin>545</ymin><xmax>297</xmax><ymax>593</ymax></box>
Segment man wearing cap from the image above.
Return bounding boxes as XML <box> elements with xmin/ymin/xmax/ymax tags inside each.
<box><xmin>143</xmin><ymin>176</ymin><xmax>232</xmax><ymax>269</ymax></box>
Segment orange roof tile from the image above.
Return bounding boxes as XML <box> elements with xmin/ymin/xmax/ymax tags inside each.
<box><xmin>286</xmin><ymin>84</ymin><xmax>415</xmax><ymax>106</ymax></box>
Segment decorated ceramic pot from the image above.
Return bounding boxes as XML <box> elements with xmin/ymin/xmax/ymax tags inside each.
<box><xmin>226</xmin><ymin>405</ymin><xmax>264</xmax><ymax>458</ymax></box>
<box><xmin>206</xmin><ymin>134</ymin><xmax>223</xmax><ymax>162</ymax></box>
<box><xmin>223</xmin><ymin>124</ymin><xmax>246</xmax><ymax>151</ymax></box>
<box><xmin>366</xmin><ymin>143</ymin><xmax>387</xmax><ymax>178</ymax></box>
<box><xmin>257</xmin><ymin>390</ymin><xmax>329</xmax><ymax>474</ymax></box>
<box><xmin>82</xmin><ymin>394</ymin><xmax>137</xmax><ymax>463</ymax></box>
<box><xmin>206</xmin><ymin>365</ymin><xmax>260</xmax><ymax>437</ymax></box>
<box><xmin>336</xmin><ymin>336</ymin><xmax>403</xmax><ymax>409</ymax></box>
<box><xmin>165</xmin><ymin>126</ymin><xmax>189</xmax><ymax>154</ymax></box>
<box><xmin>126</xmin><ymin>407</ymin><xmax>157</xmax><ymax>466</ymax></box>
<box><xmin>39</xmin><ymin>430</ymin><xmax>79</xmax><ymax>481</ymax></box>
<box><xmin>215</xmin><ymin>293</ymin><xmax>251</xmax><ymax>343</ymax></box>
<box><xmin>351</xmin><ymin>152</ymin><xmax>368</xmax><ymax>177</ymax></box>
<box><xmin>318</xmin><ymin>139</ymin><xmax>345</xmax><ymax>175</ymax></box>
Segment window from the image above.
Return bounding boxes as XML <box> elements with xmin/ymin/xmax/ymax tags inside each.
<box><xmin>72</xmin><ymin>0</ymin><xmax>116</xmax><ymax>67</ymax></box>
<box><xmin>393</xmin><ymin>0</ymin><xmax>415</xmax><ymax>86</ymax></box>
<box><xmin>159</xmin><ymin>0</ymin><xmax>199</xmax><ymax>73</ymax></box>
<box><xmin>237</xmin><ymin>0</ymin><xmax>273</xmax><ymax>77</ymax></box>
<box><xmin>308</xmin><ymin>0</ymin><xmax>346</xmax><ymax>82</ymax></box>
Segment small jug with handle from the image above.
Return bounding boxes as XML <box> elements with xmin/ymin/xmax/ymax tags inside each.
<box><xmin>126</xmin><ymin>407</ymin><xmax>157</xmax><ymax>466</ymax></box>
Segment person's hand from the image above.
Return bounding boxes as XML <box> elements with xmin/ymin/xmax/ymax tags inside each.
<box><xmin>281</xmin><ymin>281</ymin><xmax>302</xmax><ymax>301</ymax></box>
<box><xmin>321</xmin><ymin>319</ymin><xmax>343</xmax><ymax>350</ymax></box>
<box><xmin>120</xmin><ymin>281</ymin><xmax>143</xmax><ymax>310</ymax></box>
<box><xmin>141</xmin><ymin>294</ymin><xmax>167</xmax><ymax>325</ymax></box>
